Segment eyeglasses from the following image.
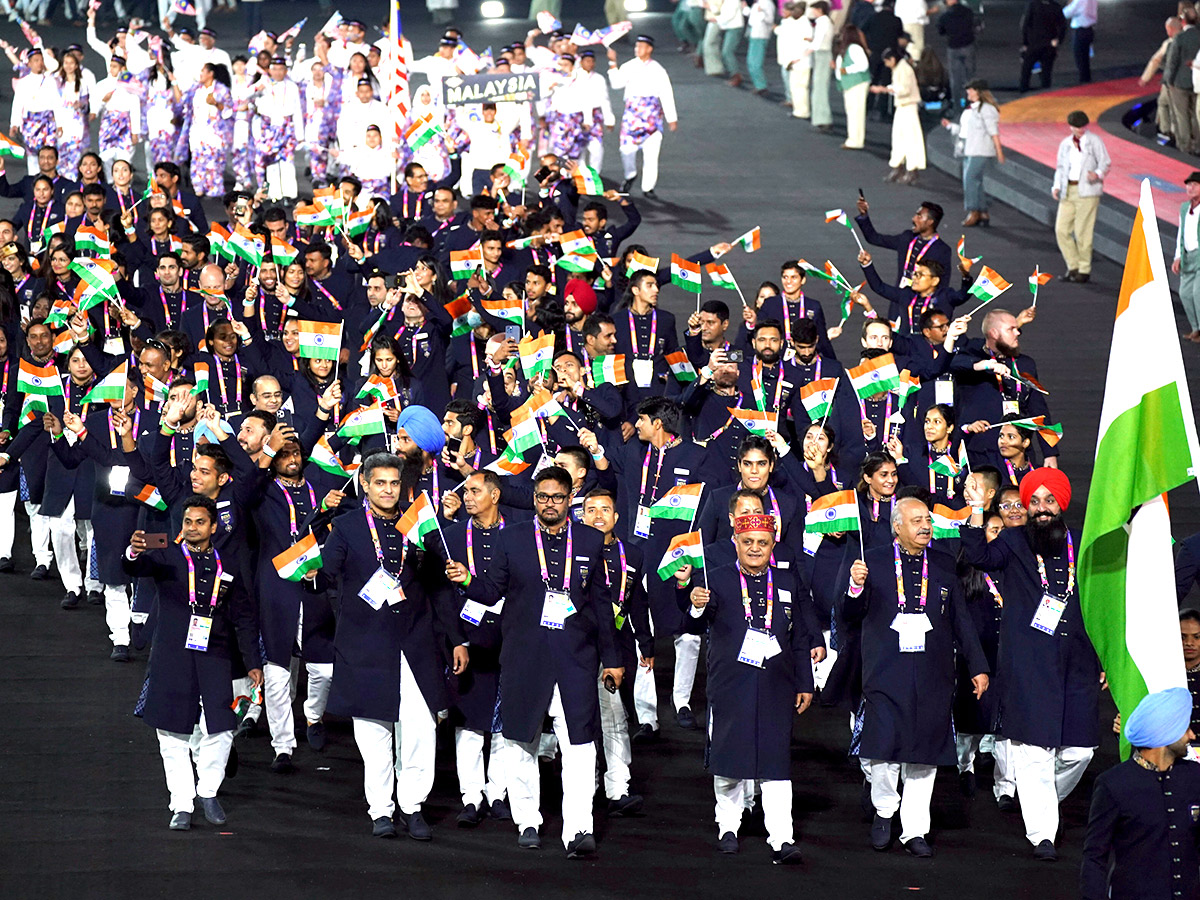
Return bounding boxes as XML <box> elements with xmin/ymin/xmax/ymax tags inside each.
<box><xmin>998</xmin><ymin>501</ymin><xmax>1024</xmax><ymax>511</ymax></box>
<box><xmin>534</xmin><ymin>492</ymin><xmax>569</xmax><ymax>504</ymax></box>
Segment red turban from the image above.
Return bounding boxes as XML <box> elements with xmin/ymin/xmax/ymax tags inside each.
<box><xmin>734</xmin><ymin>514</ymin><xmax>777</xmax><ymax>535</ymax></box>
<box><xmin>565</xmin><ymin>278</ymin><xmax>597</xmax><ymax>315</ymax></box>
<box><xmin>1019</xmin><ymin>467</ymin><xmax>1072</xmax><ymax>511</ymax></box>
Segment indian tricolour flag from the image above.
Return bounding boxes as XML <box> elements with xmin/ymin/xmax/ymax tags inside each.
<box><xmin>74</xmin><ymin>223</ymin><xmax>111</xmax><ymax>257</ymax></box>
<box><xmin>501</xmin><ymin>149</ymin><xmax>530</xmax><ymax>186</ymax></box>
<box><xmin>191</xmin><ymin>361</ymin><xmax>211</xmax><ymax>396</ymax></box>
<box><xmin>450</xmin><ymin>246</ymin><xmax>483</xmax><ymax>279</ymax></box>
<box><xmin>967</xmin><ymin>265</ymin><xmax>1011</xmax><ymax>305</ymax></box>
<box><xmin>626</xmin><ymin>251</ymin><xmax>659</xmax><ymax>277</ymax></box>
<box><xmin>734</xmin><ymin>225</ymin><xmax>761</xmax><ymax>253</ymax></box>
<box><xmin>404</xmin><ymin>113</ymin><xmax>442</xmax><ymax>151</ymax></box>
<box><xmin>133</xmin><ymin>483</ymin><xmax>168</xmax><ymax>511</ymax></box>
<box><xmin>591</xmin><ymin>354</ymin><xmax>628</xmax><ymax>386</ymax></box>
<box><xmin>295</xmin><ymin>203</ymin><xmax>334</xmax><ymax>228</ymax></box>
<box><xmin>657</xmin><ymin>531</ymin><xmax>705</xmax><ymax>580</ymax></box>
<box><xmin>485</xmin><ymin>446</ymin><xmax>531</xmax><ymax>476</ymax></box>
<box><xmin>0</xmin><ymin>133</ymin><xmax>26</xmax><ymax>159</ymax></box>
<box><xmin>271</xmin><ymin>235</ymin><xmax>299</xmax><ymax>267</ymax></box>
<box><xmin>799</xmin><ymin>377</ymin><xmax>838</xmax><ymax>420</ymax></box>
<box><xmin>273</xmin><ymin>532</ymin><xmax>323</xmax><ymax>581</ymax></box>
<box><xmin>894</xmin><ymin>369</ymin><xmax>920</xmax><ymax>404</ymax></box>
<box><xmin>705</xmin><ymin>262</ymin><xmax>738</xmax><ymax>291</ymax></box>
<box><xmin>337</xmin><ymin>402</ymin><xmax>386</xmax><ymax>440</ymax></box>
<box><xmin>309</xmin><ymin>434</ymin><xmax>351</xmax><ymax>476</ymax></box>
<box><xmin>69</xmin><ymin>257</ymin><xmax>119</xmax><ymax>308</ymax></box>
<box><xmin>670</xmin><ymin>254</ymin><xmax>701</xmax><ymax>293</ymax></box>
<box><xmin>929</xmin><ymin>453</ymin><xmax>959</xmax><ymax>478</ymax></box>
<box><xmin>804</xmin><ymin>490</ymin><xmax>860</xmax><ymax>534</ymax></box>
<box><xmin>666</xmin><ymin>350</ymin><xmax>696</xmax><ymax>383</ymax></box>
<box><xmin>727</xmin><ymin>406</ymin><xmax>775</xmax><ymax>437</ymax></box>
<box><xmin>482</xmin><ymin>295</ymin><xmax>524</xmax><ymax>324</ymax></box>
<box><xmin>297</xmin><ymin>320</ymin><xmax>342</xmax><ymax>360</ymax></box>
<box><xmin>81</xmin><ymin>361</ymin><xmax>128</xmax><ymax>403</ymax></box>
<box><xmin>228</xmin><ymin>225</ymin><xmax>265</xmax><ymax>267</ymax></box>
<box><xmin>313</xmin><ymin>186</ymin><xmax>345</xmax><ymax>220</ymax></box>
<box><xmin>357</xmin><ymin>374</ymin><xmax>399</xmax><ymax>404</ymax></box>
<box><xmin>398</xmin><ymin>491</ymin><xmax>440</xmax><ymax>549</ymax></box>
<box><xmin>518</xmin><ymin>331</ymin><xmax>555</xmax><ymax>380</ymax></box>
<box><xmin>18</xmin><ymin>359</ymin><xmax>63</xmax><ymax>396</ymax></box>
<box><xmin>824</xmin><ymin>209</ymin><xmax>852</xmax><ymax>229</ymax></box>
<box><xmin>1080</xmin><ymin>180</ymin><xmax>1200</xmax><ymax>757</ymax></box>
<box><xmin>18</xmin><ymin>395</ymin><xmax>48</xmax><ymax>428</ymax></box>
<box><xmin>848</xmin><ymin>354</ymin><xmax>901</xmax><ymax>399</ymax></box>
<box><xmin>930</xmin><ymin>503</ymin><xmax>971</xmax><ymax>538</ymax></box>
<box><xmin>207</xmin><ymin>223</ymin><xmax>231</xmax><ymax>260</ymax></box>
<box><xmin>346</xmin><ymin>207</ymin><xmax>374</xmax><ymax>238</ymax></box>
<box><xmin>573</xmin><ymin>166</ymin><xmax>603</xmax><ymax>195</ymax></box>
<box><xmin>649</xmin><ymin>483</ymin><xmax>703</xmax><ymax>521</ymax></box>
<box><xmin>557</xmin><ymin>230</ymin><xmax>598</xmax><ymax>273</ymax></box>
<box><xmin>502</xmin><ymin>409</ymin><xmax>542</xmax><ymax>457</ymax></box>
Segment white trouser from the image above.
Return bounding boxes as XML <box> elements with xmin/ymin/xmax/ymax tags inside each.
<box><xmin>633</xmin><ymin>646</ymin><xmax>659</xmax><ymax>728</ymax></box>
<box><xmin>955</xmin><ymin>733</ymin><xmax>1015</xmax><ymax>799</ymax></box>
<box><xmin>585</xmin><ymin>135</ymin><xmax>605</xmax><ymax>172</ymax></box>
<box><xmin>351</xmin><ymin>653</ymin><xmax>437</xmax><ymax>820</ymax></box>
<box><xmin>813</xmin><ymin>628</ymin><xmax>838</xmax><ymax>691</ymax></box>
<box><xmin>232</xmin><ymin>675</ymin><xmax>262</xmax><ymax>723</ymax></box>
<box><xmin>105</xmin><ymin>583</ymin><xmax>131</xmax><ymax>646</ymax></box>
<box><xmin>25</xmin><ymin>501</ymin><xmax>52</xmax><ymax>567</ymax></box>
<box><xmin>889</xmin><ymin>103</ymin><xmax>927</xmax><ymax>171</ymax></box>
<box><xmin>619</xmin><ymin>131</ymin><xmax>664</xmax><ymax>191</ymax></box>
<box><xmin>789</xmin><ymin>65</ymin><xmax>812</xmax><ymax>118</ymax></box>
<box><xmin>1009</xmin><ymin>741</ymin><xmax>1094</xmax><ymax>845</ymax></box>
<box><xmin>264</xmin><ymin>660</ymin><xmax>333</xmax><ymax>754</ymax></box>
<box><xmin>714</xmin><ymin>777</ymin><xmax>793</xmax><ymax>850</ymax></box>
<box><xmin>672</xmin><ymin>633</ymin><xmax>701</xmax><ymax>712</ymax></box>
<box><xmin>598</xmin><ymin>673</ymin><xmax>631</xmax><ymax>800</ymax></box>
<box><xmin>868</xmin><ymin>760</ymin><xmax>937</xmax><ymax>843</ymax></box>
<box><xmin>0</xmin><ymin>490</ymin><xmax>15</xmax><ymax>558</ymax></box>
<box><xmin>505</xmin><ymin>684</ymin><xmax>597</xmax><ymax>847</ymax></box>
<box><xmin>455</xmin><ymin>727</ymin><xmax>507</xmax><ymax>808</ymax></box>
<box><xmin>157</xmin><ymin>707</ymin><xmax>232</xmax><ymax>813</ymax></box>
<box><xmin>49</xmin><ymin>499</ymin><xmax>99</xmax><ymax>595</ymax></box>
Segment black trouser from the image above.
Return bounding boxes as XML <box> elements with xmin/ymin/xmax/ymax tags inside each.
<box><xmin>1072</xmin><ymin>26</ymin><xmax>1094</xmax><ymax>83</ymax></box>
<box><xmin>1019</xmin><ymin>44</ymin><xmax>1058</xmax><ymax>92</ymax></box>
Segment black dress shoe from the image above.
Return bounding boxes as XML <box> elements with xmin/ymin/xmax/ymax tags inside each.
<box><xmin>87</xmin><ymin>590</ymin><xmax>104</xmax><ymax>606</ymax></box>
<box><xmin>1063</xmin><ymin>269</ymin><xmax>1078</xmax><ymax>282</ymax></box>
<box><xmin>225</xmin><ymin>745</ymin><xmax>239</xmax><ymax>778</ymax></box>
<box><xmin>60</xmin><ymin>591</ymin><xmax>80</xmax><ymax>610</ymax></box>
<box><xmin>997</xmin><ymin>794</ymin><xmax>1018</xmax><ymax>813</ymax></box>
<box><xmin>0</xmin><ymin>557</ymin><xmax>14</xmax><ymax>573</ymax></box>
<box><xmin>566</xmin><ymin>831</ymin><xmax>596</xmax><ymax>858</ymax></box>
<box><xmin>518</xmin><ymin>826</ymin><xmax>541</xmax><ymax>849</ymax></box>
<box><xmin>199</xmin><ymin>797</ymin><xmax>226</xmax><ymax>825</ymax></box>
<box><xmin>773</xmin><ymin>842</ymin><xmax>803</xmax><ymax>864</ymax></box>
<box><xmin>307</xmin><ymin>721</ymin><xmax>327</xmax><ymax>751</ymax></box>
<box><xmin>490</xmin><ymin>798</ymin><xmax>513</xmax><ymax>821</ymax></box>
<box><xmin>235</xmin><ymin>715</ymin><xmax>259</xmax><ymax>738</ymax></box>
<box><xmin>130</xmin><ymin>621</ymin><xmax>148</xmax><ymax>650</ymax></box>
<box><xmin>959</xmin><ymin>771</ymin><xmax>977</xmax><ymax>797</ymax></box>
<box><xmin>607</xmin><ymin>793</ymin><xmax>644</xmax><ymax>817</ymax></box>
<box><xmin>1033</xmin><ymin>839</ymin><xmax>1057</xmax><ymax>861</ymax></box>
<box><xmin>169</xmin><ymin>812</ymin><xmax>191</xmax><ymax>831</ymax></box>
<box><xmin>269</xmin><ymin>752</ymin><xmax>294</xmax><ymax>774</ymax></box>
<box><xmin>717</xmin><ymin>831</ymin><xmax>739</xmax><ymax>854</ymax></box>
<box><xmin>372</xmin><ymin>816</ymin><xmax>397</xmax><ymax>838</ymax></box>
<box><xmin>904</xmin><ymin>837</ymin><xmax>933</xmax><ymax>858</ymax></box>
<box><xmin>631</xmin><ymin>723</ymin><xmax>659</xmax><ymax>743</ymax></box>
<box><xmin>110</xmin><ymin>645</ymin><xmax>131</xmax><ymax>662</ymax></box>
<box><xmin>676</xmin><ymin>706</ymin><xmax>697</xmax><ymax>730</ymax></box>
<box><xmin>619</xmin><ymin>178</ymin><xmax>634</xmax><ymax>193</ymax></box>
<box><xmin>456</xmin><ymin>803</ymin><xmax>484</xmax><ymax>827</ymax></box>
<box><xmin>871</xmin><ymin>814</ymin><xmax>894</xmax><ymax>851</ymax></box>
<box><xmin>643</xmin><ymin>189</ymin><xmax>659</xmax><ymax>200</ymax></box>
<box><xmin>30</xmin><ymin>564</ymin><xmax>49</xmax><ymax>580</ymax></box>
<box><xmin>1074</xmin><ymin>273</ymin><xmax>1090</xmax><ymax>284</ymax></box>
<box><xmin>399</xmin><ymin>810</ymin><xmax>432</xmax><ymax>841</ymax></box>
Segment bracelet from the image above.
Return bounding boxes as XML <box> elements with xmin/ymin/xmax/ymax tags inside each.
<box><xmin>462</xmin><ymin>573</ymin><xmax>472</xmax><ymax>587</ymax></box>
<box><xmin>590</xmin><ymin>447</ymin><xmax>605</xmax><ymax>461</ymax></box>
<box><xmin>262</xmin><ymin>444</ymin><xmax>277</xmax><ymax>459</ymax></box>
<box><xmin>863</xmin><ymin>309</ymin><xmax>878</xmax><ymax>319</ymax></box>
<box><xmin>971</xmin><ymin>506</ymin><xmax>984</xmax><ymax>515</ymax></box>
<box><xmin>160</xmin><ymin>424</ymin><xmax>176</xmax><ymax>436</ymax></box>
<box><xmin>76</xmin><ymin>427</ymin><xmax>88</xmax><ymax>440</ymax></box>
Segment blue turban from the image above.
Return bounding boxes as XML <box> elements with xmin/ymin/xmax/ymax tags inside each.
<box><xmin>1124</xmin><ymin>687</ymin><xmax>1194</xmax><ymax>748</ymax></box>
<box><xmin>396</xmin><ymin>405</ymin><xmax>445</xmax><ymax>455</ymax></box>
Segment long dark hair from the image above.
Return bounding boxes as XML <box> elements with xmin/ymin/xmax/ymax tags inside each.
<box><xmin>856</xmin><ymin>450</ymin><xmax>896</xmax><ymax>495</ymax></box>
<box><xmin>415</xmin><ymin>254</ymin><xmax>455</xmax><ymax>305</ymax></box>
<box><xmin>205</xmin><ymin>63</ymin><xmax>232</xmax><ymax>89</ymax></box>
<box><xmin>57</xmin><ymin>49</ymin><xmax>83</xmax><ymax>92</ymax></box>
<box><xmin>370</xmin><ymin>334</ymin><xmax>414</xmax><ymax>388</ymax></box>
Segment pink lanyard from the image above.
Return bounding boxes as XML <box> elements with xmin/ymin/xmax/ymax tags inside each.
<box><xmin>365</xmin><ymin>504</ymin><xmax>407</xmax><ymax>576</ymax></box>
<box><xmin>311</xmin><ymin>279</ymin><xmax>343</xmax><ymax>311</ymax></box>
<box><xmin>182</xmin><ymin>544</ymin><xmax>223</xmax><ymax>612</ymax></box>
<box><xmin>276</xmin><ymin>478</ymin><xmax>316</xmax><ymax>537</ymax></box>
<box><xmin>465</xmin><ymin>515</ymin><xmax>505</xmax><ymax>575</ymax></box>
<box><xmin>903</xmin><ymin>235</ymin><xmax>937</xmax><ymax>280</ymax></box>
<box><xmin>782</xmin><ymin>294</ymin><xmax>807</xmax><ymax>345</ymax></box>
<box><xmin>534</xmin><ymin>522</ymin><xmax>573</xmax><ymax>590</ymax></box>
<box><xmin>628</xmin><ymin>309</ymin><xmax>657</xmax><ymax>357</ymax></box>
<box><xmin>213</xmin><ymin>354</ymin><xmax>244</xmax><ymax>408</ymax></box>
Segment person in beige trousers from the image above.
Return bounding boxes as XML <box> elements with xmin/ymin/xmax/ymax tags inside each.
<box><xmin>1051</xmin><ymin>109</ymin><xmax>1111</xmax><ymax>284</ymax></box>
<box><xmin>872</xmin><ymin>49</ymin><xmax>925</xmax><ymax>184</ymax></box>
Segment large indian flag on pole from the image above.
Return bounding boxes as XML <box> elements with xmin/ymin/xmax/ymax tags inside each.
<box><xmin>1080</xmin><ymin>180</ymin><xmax>1200</xmax><ymax>758</ymax></box>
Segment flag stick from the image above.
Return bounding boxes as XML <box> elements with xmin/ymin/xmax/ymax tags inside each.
<box><xmin>857</xmin><ymin>519</ymin><xmax>865</xmax><ymax>561</ymax></box>
<box><xmin>850</xmin><ymin>228</ymin><xmax>864</xmax><ymax>253</ymax></box>
<box><xmin>962</xmin><ymin>289</ymin><xmax>1009</xmax><ymax>319</ymax></box>
<box><xmin>818</xmin><ymin>377</ymin><xmax>839</xmax><ymax>431</ymax></box>
<box><xmin>733</xmin><ymin>281</ymin><xmax>747</xmax><ymax>308</ymax></box>
<box><xmin>434</xmin><ymin>515</ymin><xmax>452</xmax><ymax>557</ymax></box>
<box><xmin>556</xmin><ymin>406</ymin><xmax>581</xmax><ymax>431</ymax></box>
<box><xmin>700</xmin><ymin>530</ymin><xmax>708</xmax><ymax>590</ymax></box>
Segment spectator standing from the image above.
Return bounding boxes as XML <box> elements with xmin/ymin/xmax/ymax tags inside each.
<box><xmin>941</xmin><ymin>79</ymin><xmax>1004</xmax><ymax>228</ymax></box>
<box><xmin>1018</xmin><ymin>0</ymin><xmax>1067</xmax><ymax>93</ymax></box>
<box><xmin>1061</xmin><ymin>0</ymin><xmax>1097</xmax><ymax>83</ymax></box>
<box><xmin>938</xmin><ymin>0</ymin><xmax>977</xmax><ymax>108</ymax></box>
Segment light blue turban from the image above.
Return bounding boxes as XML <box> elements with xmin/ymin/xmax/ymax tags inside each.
<box><xmin>1124</xmin><ymin>687</ymin><xmax>1193</xmax><ymax>748</ymax></box>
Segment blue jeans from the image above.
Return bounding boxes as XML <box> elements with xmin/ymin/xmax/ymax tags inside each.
<box><xmin>962</xmin><ymin>155</ymin><xmax>992</xmax><ymax>212</ymax></box>
<box><xmin>747</xmin><ymin>37</ymin><xmax>768</xmax><ymax>91</ymax></box>
<box><xmin>721</xmin><ymin>27</ymin><xmax>742</xmax><ymax>78</ymax></box>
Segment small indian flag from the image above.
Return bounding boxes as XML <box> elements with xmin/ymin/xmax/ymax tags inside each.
<box><xmin>848</xmin><ymin>354</ymin><xmax>901</xmax><ymax>399</ymax></box>
<box><xmin>398</xmin><ymin>491</ymin><xmax>440</xmax><ymax>549</ymax></box>
<box><xmin>485</xmin><ymin>446</ymin><xmax>531</xmax><ymax>476</ymax></box>
<box><xmin>507</xmin><ymin>236</ymin><xmax>536</xmax><ymax>250</ymax></box>
<box><xmin>1009</xmin><ymin>415</ymin><xmax>1063</xmax><ymax>447</ymax></box>
<box><xmin>45</xmin><ymin>297</ymin><xmax>73</xmax><ymax>328</ymax></box>
<box><xmin>357</xmin><ymin>374</ymin><xmax>399</xmax><ymax>404</ymax></box>
<box><xmin>74</xmin><ymin>223</ymin><xmax>111</xmax><ymax>257</ymax></box>
<box><xmin>649</xmin><ymin>483</ymin><xmax>703</xmax><ymax>520</ymax></box>
<box><xmin>967</xmin><ymin>265</ymin><xmax>1012</xmax><ymax>305</ymax></box>
<box><xmin>734</xmin><ymin>226</ymin><xmax>761</xmax><ymax>253</ymax></box>
<box><xmin>804</xmin><ymin>490</ymin><xmax>860</xmax><ymax>534</ymax></box>
<box><xmin>18</xmin><ymin>359</ymin><xmax>63</xmax><ymax>396</ymax></box>
<box><xmin>228</xmin><ymin>225</ymin><xmax>265</xmax><ymax>267</ymax></box>
<box><xmin>657</xmin><ymin>531</ymin><xmax>705</xmax><ymax>580</ymax></box>
<box><xmin>727</xmin><ymin>406</ymin><xmax>775</xmax><ymax>437</ymax></box>
<box><xmin>482</xmin><ymin>294</ymin><xmax>523</xmax><ymax>324</ymax></box>
<box><xmin>0</xmin><ymin>133</ymin><xmax>26</xmax><ymax>159</ymax></box>
<box><xmin>42</xmin><ymin>220</ymin><xmax>66</xmax><ymax>246</ymax></box>
<box><xmin>81</xmin><ymin>361</ymin><xmax>128</xmax><ymax>404</ymax></box>
<box><xmin>346</xmin><ymin>207</ymin><xmax>374</xmax><ymax>238</ymax></box>
<box><xmin>573</xmin><ymin>166</ymin><xmax>603</xmax><ymax>195</ymax></box>
<box><xmin>519</xmin><ymin>331</ymin><xmax>556</xmax><ymax>381</ymax></box>
<box><xmin>445</xmin><ymin>294</ymin><xmax>474</xmax><ymax>337</ymax></box>
<box><xmin>337</xmin><ymin>402</ymin><xmax>386</xmax><ymax>440</ymax></box>
<box><xmin>956</xmin><ymin>235</ymin><xmax>982</xmax><ymax>264</ymax></box>
<box><xmin>273</xmin><ymin>532</ymin><xmax>323</xmax><ymax>581</ymax></box>
<box><xmin>53</xmin><ymin>330</ymin><xmax>76</xmax><ymax>356</ymax></box>
<box><xmin>670</xmin><ymin>254</ymin><xmax>701</xmax><ymax>294</ymax></box>
<box><xmin>271</xmin><ymin>235</ymin><xmax>299</xmax><ymax>267</ymax></box>
<box><xmin>69</xmin><ymin>257</ymin><xmax>119</xmax><ymax>303</ymax></box>
<box><xmin>626</xmin><ymin>251</ymin><xmax>659</xmax><ymax>277</ymax></box>
<box><xmin>313</xmin><ymin>186</ymin><xmax>345</xmax><ymax>220</ymax></box>
<box><xmin>134</xmin><ymin>483</ymin><xmax>168</xmax><ymax>511</ymax></box>
<box><xmin>501</xmin><ymin>150</ymin><xmax>530</xmax><ymax>185</ymax></box>
<box><xmin>799</xmin><ymin>377</ymin><xmax>838</xmax><ymax>420</ymax></box>
<box><xmin>894</xmin><ymin>369</ymin><xmax>920</xmax><ymax>404</ymax></box>
<box><xmin>929</xmin><ymin>453</ymin><xmax>959</xmax><ymax>478</ymax></box>
<box><xmin>18</xmin><ymin>395</ymin><xmax>48</xmax><ymax>429</ymax></box>
<box><xmin>295</xmin><ymin>203</ymin><xmax>334</xmax><ymax>228</ymax></box>
<box><xmin>207</xmin><ymin>223</ymin><xmax>231</xmax><ymax>260</ymax></box>
<box><xmin>522</xmin><ymin>387</ymin><xmax>566</xmax><ymax>421</ymax></box>
<box><xmin>404</xmin><ymin>113</ymin><xmax>442</xmax><ymax>151</ymax></box>
<box><xmin>297</xmin><ymin>320</ymin><xmax>342</xmax><ymax>360</ymax></box>
<box><xmin>824</xmin><ymin>209</ymin><xmax>852</xmax><ymax>229</ymax></box>
<box><xmin>144</xmin><ymin>373</ymin><xmax>169</xmax><ymax>405</ymax></box>
<box><xmin>931</xmin><ymin>503</ymin><xmax>972</xmax><ymax>539</ymax></box>
<box><xmin>557</xmin><ymin>230</ymin><xmax>598</xmax><ymax>273</ymax></box>
<box><xmin>309</xmin><ymin>434</ymin><xmax>350</xmax><ymax>476</ymax></box>
<box><xmin>450</xmin><ymin>246</ymin><xmax>483</xmax><ymax>279</ymax></box>
<box><xmin>1029</xmin><ymin>266</ymin><xmax>1052</xmax><ymax>299</ymax></box>
<box><xmin>591</xmin><ymin>354</ymin><xmax>628</xmax><ymax>386</ymax></box>
<box><xmin>508</xmin><ymin>409</ymin><xmax>545</xmax><ymax>453</ymax></box>
<box><xmin>705</xmin><ymin>262</ymin><xmax>738</xmax><ymax>291</ymax></box>
<box><xmin>666</xmin><ymin>349</ymin><xmax>696</xmax><ymax>383</ymax></box>
<box><xmin>191</xmin><ymin>361</ymin><xmax>211</xmax><ymax>396</ymax></box>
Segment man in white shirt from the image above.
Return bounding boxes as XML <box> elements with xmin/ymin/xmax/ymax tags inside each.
<box><xmin>7</xmin><ymin>48</ymin><xmax>59</xmax><ymax>176</ymax></box>
<box><xmin>461</xmin><ymin>103</ymin><xmax>516</xmax><ymax>194</ymax></box>
<box><xmin>1061</xmin><ymin>0</ymin><xmax>1097</xmax><ymax>83</ymax></box>
<box><xmin>337</xmin><ymin>78</ymin><xmax>390</xmax><ymax>153</ymax></box>
<box><xmin>410</xmin><ymin>37</ymin><xmax>463</xmax><ymax>100</ymax></box>
<box><xmin>1173</xmin><ymin>171</ymin><xmax>1200</xmax><ymax>342</ymax></box>
<box><xmin>607</xmin><ymin>36</ymin><xmax>678</xmax><ymax>200</ymax></box>
<box><xmin>577</xmin><ymin>51</ymin><xmax>615</xmax><ymax>171</ymax></box>
<box><xmin>1051</xmin><ymin>110</ymin><xmax>1110</xmax><ymax>284</ymax></box>
<box><xmin>895</xmin><ymin>0</ymin><xmax>930</xmax><ymax>59</ymax></box>
<box><xmin>251</xmin><ymin>58</ymin><xmax>304</xmax><ymax>199</ymax></box>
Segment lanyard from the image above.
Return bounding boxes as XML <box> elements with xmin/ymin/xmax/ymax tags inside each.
<box><xmin>465</xmin><ymin>515</ymin><xmax>505</xmax><ymax>575</ymax></box>
<box><xmin>638</xmin><ymin>442</ymin><xmax>670</xmax><ymax>505</ymax></box>
<box><xmin>402</xmin><ymin>187</ymin><xmax>423</xmax><ymax>220</ymax></box>
<box><xmin>628</xmin><ymin>309</ymin><xmax>657</xmax><ymax>358</ymax></box>
<box><xmin>782</xmin><ymin>294</ymin><xmax>807</xmax><ymax>346</ymax></box>
<box><xmin>984</xmin><ymin>573</ymin><xmax>1002</xmax><ymax>607</ymax></box>
<box><xmin>870</xmin><ymin>494</ymin><xmax>893</xmax><ymax>523</ymax></box>
<box><xmin>893</xmin><ymin>542</ymin><xmax>928</xmax><ymax>612</ymax></box>
<box><xmin>214</xmin><ymin>354</ymin><xmax>244</xmax><ymax>408</ymax></box>
<box><xmin>802</xmin><ymin>463</ymin><xmax>839</xmax><ymax>512</ymax></box>
<box><xmin>311</xmin><ymin>278</ymin><xmax>343</xmax><ymax>311</ymax></box>
<box><xmin>1036</xmin><ymin>531</ymin><xmax>1075</xmax><ymax>598</ymax></box>
<box><xmin>158</xmin><ymin>288</ymin><xmax>176</xmax><ymax>327</ymax></box>
<box><xmin>751</xmin><ymin>359</ymin><xmax>785</xmax><ymax>412</ymax></box>
<box><xmin>906</xmin><ymin>294</ymin><xmax>932</xmax><ymax>331</ymax></box>
<box><xmin>276</xmin><ymin>478</ymin><xmax>316</xmax><ymax>537</ymax></box>
<box><xmin>706</xmin><ymin>390</ymin><xmax>742</xmax><ymax>442</ymax></box>
<box><xmin>182</xmin><ymin>543</ymin><xmax>223</xmax><ymax>612</ymax></box>
<box><xmin>107</xmin><ymin>407</ymin><xmax>139</xmax><ymax>448</ymax></box>
<box><xmin>739</xmin><ymin>567</ymin><xmax>773</xmax><ymax>630</ymax></box>
<box><xmin>365</xmin><ymin>504</ymin><xmax>406</xmax><ymax>576</ymax></box>
<box><xmin>927</xmin><ymin>445</ymin><xmax>954</xmax><ymax>497</ymax></box>
<box><xmin>1004</xmin><ymin>458</ymin><xmax>1025</xmax><ymax>485</ymax></box>
<box><xmin>903</xmin><ymin>235</ymin><xmax>937</xmax><ymax>280</ymax></box>
<box><xmin>259</xmin><ymin>287</ymin><xmax>288</xmax><ymax>335</ymax></box>
<box><xmin>65</xmin><ymin>378</ymin><xmax>92</xmax><ymax>418</ymax></box>
<box><xmin>859</xmin><ymin>391</ymin><xmax>893</xmax><ymax>432</ymax></box>
<box><xmin>603</xmin><ymin>539</ymin><xmax>628</xmax><ymax>608</ymax></box>
<box><xmin>534</xmin><ymin>522</ymin><xmax>573</xmax><ymax>590</ymax></box>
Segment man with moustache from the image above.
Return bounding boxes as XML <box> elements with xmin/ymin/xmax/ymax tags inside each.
<box><xmin>962</xmin><ymin>467</ymin><xmax>1099</xmax><ymax>861</ymax></box>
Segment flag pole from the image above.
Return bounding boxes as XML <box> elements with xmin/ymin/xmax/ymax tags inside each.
<box><xmin>962</xmin><ymin>288</ymin><xmax>1009</xmax><ymax>319</ymax></box>
<box><xmin>857</xmin><ymin>517</ymin><xmax>865</xmax><ymax>561</ymax></box>
<box><xmin>818</xmin><ymin>377</ymin><xmax>839</xmax><ymax>430</ymax></box>
<box><xmin>700</xmin><ymin>529</ymin><xmax>708</xmax><ymax>590</ymax></box>
<box><xmin>850</xmin><ymin>227</ymin><xmax>864</xmax><ymax>253</ymax></box>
